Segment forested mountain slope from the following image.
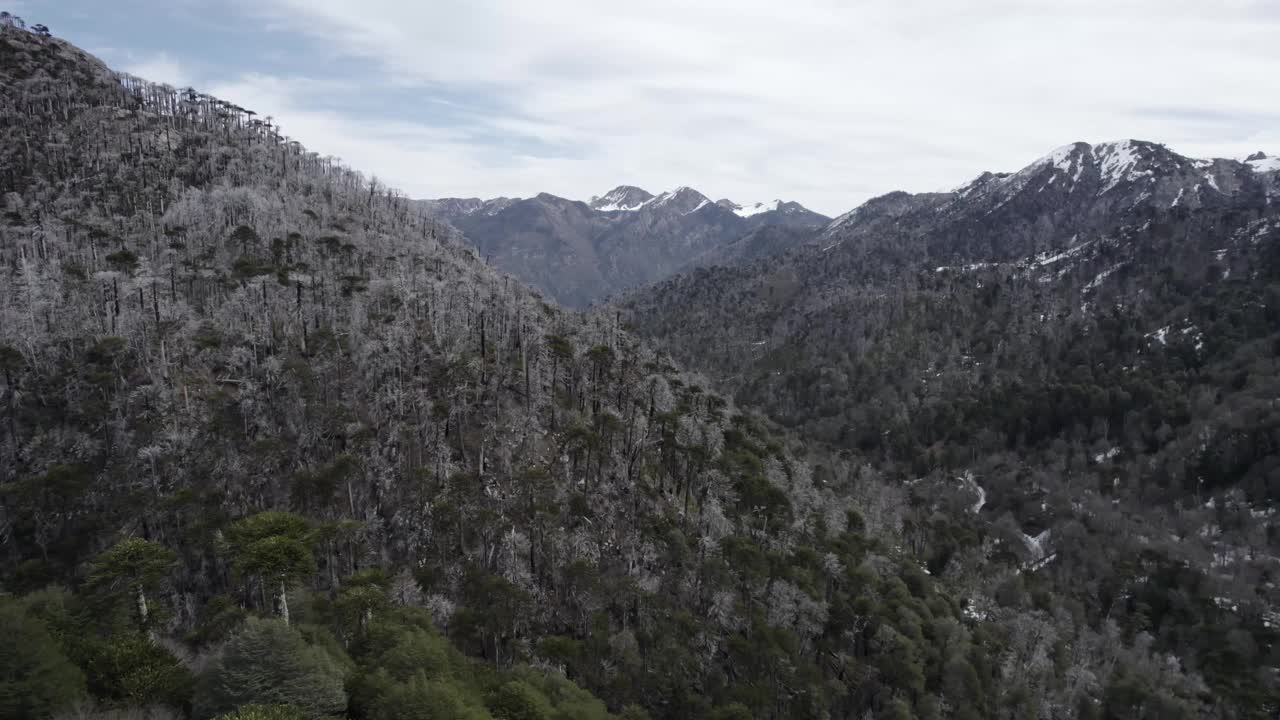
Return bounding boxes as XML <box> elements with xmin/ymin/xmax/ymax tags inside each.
<box><xmin>421</xmin><ymin>187</ymin><xmax>828</xmax><ymax>308</ymax></box>
<box><xmin>621</xmin><ymin>141</ymin><xmax>1280</xmax><ymax>715</ymax></box>
<box><xmin>0</xmin><ymin>19</ymin><xmax>1034</xmax><ymax>720</ymax></box>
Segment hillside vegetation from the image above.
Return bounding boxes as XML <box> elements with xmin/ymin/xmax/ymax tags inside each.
<box><xmin>0</xmin><ymin>20</ymin><xmax>1089</xmax><ymax>720</ymax></box>
<box><xmin>621</xmin><ymin>142</ymin><xmax>1280</xmax><ymax>716</ymax></box>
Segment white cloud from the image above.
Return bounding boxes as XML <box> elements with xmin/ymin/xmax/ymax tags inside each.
<box><xmin>205</xmin><ymin>74</ymin><xmax>617</xmax><ymax>202</ymax></box>
<box><xmin>231</xmin><ymin>0</ymin><xmax>1280</xmax><ymax>214</ymax></box>
<box><xmin>122</xmin><ymin>53</ymin><xmax>192</xmax><ymax>89</ymax></box>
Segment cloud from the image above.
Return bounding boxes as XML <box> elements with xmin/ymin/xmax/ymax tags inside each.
<box><xmin>212</xmin><ymin>0</ymin><xmax>1280</xmax><ymax>214</ymax></box>
<box><xmin>121</xmin><ymin>53</ymin><xmax>193</xmax><ymax>89</ymax></box>
<box><xmin>204</xmin><ymin>73</ymin><xmax>620</xmax><ymax>201</ymax></box>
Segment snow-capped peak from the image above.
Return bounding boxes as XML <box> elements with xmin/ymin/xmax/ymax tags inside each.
<box><xmin>647</xmin><ymin>186</ymin><xmax>712</xmax><ymax>214</ymax></box>
<box><xmin>590</xmin><ymin>185</ymin><xmax>654</xmax><ymax>212</ymax></box>
<box><xmin>944</xmin><ymin>139</ymin><xmax>1193</xmax><ymax>201</ymax></box>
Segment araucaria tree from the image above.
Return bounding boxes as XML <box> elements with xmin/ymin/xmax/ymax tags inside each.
<box><xmin>225</xmin><ymin>512</ymin><xmax>315</xmax><ymax>625</ymax></box>
<box><xmin>87</xmin><ymin>537</ymin><xmax>177</xmax><ymax>632</ymax></box>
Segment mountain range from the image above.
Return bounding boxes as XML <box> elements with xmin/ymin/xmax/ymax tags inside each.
<box><xmin>622</xmin><ymin>137</ymin><xmax>1280</xmax><ymax>457</ymax></box>
<box><xmin>421</xmin><ymin>186</ymin><xmax>828</xmax><ymax>307</ymax></box>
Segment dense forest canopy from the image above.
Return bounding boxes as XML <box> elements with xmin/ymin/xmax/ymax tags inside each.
<box><xmin>0</xmin><ymin>14</ymin><xmax>1277</xmax><ymax>720</ymax></box>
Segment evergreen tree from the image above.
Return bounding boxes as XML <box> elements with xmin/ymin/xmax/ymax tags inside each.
<box><xmin>0</xmin><ymin>602</ymin><xmax>88</xmax><ymax>719</ymax></box>
<box><xmin>193</xmin><ymin>618</ymin><xmax>346</xmax><ymax>719</ymax></box>
<box><xmin>87</xmin><ymin>538</ymin><xmax>177</xmax><ymax>632</ymax></box>
<box><xmin>225</xmin><ymin>513</ymin><xmax>316</xmax><ymax>625</ymax></box>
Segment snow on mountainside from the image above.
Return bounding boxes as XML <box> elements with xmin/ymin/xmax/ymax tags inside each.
<box><xmin>1246</xmin><ymin>152</ymin><xmax>1280</xmax><ymax>173</ymax></box>
<box><xmin>649</xmin><ymin>186</ymin><xmax>713</xmax><ymax>214</ymax></box>
<box><xmin>419</xmin><ymin>196</ymin><xmax>517</xmax><ymax>217</ymax></box>
<box><xmin>590</xmin><ymin>185</ymin><xmax>654</xmax><ymax>211</ymax></box>
<box><xmin>420</xmin><ymin>184</ymin><xmax>828</xmax><ymax>306</ymax></box>
<box><xmin>955</xmin><ymin>140</ymin><xmax>1201</xmax><ymax>201</ymax></box>
<box><xmin>431</xmin><ymin>186</ymin><xmax>822</xmax><ymax>224</ymax></box>
<box><xmin>628</xmin><ymin>138</ymin><xmax>1280</xmax><ymax>380</ymax></box>
<box><xmin>719</xmin><ymin>199</ymin><xmax>828</xmax><ymax>219</ymax></box>
<box><xmin>822</xmin><ymin>139</ymin><xmax>1277</xmax><ymax>253</ymax></box>
<box><xmin>724</xmin><ymin>199</ymin><xmax>782</xmax><ymax>217</ymax></box>
<box><xmin>951</xmin><ymin>140</ymin><xmax>1269</xmax><ymax>205</ymax></box>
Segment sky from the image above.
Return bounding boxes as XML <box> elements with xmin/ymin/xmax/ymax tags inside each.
<box><xmin>13</xmin><ymin>0</ymin><xmax>1280</xmax><ymax>215</ymax></box>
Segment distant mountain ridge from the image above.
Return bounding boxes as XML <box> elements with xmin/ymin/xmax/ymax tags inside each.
<box><xmin>420</xmin><ymin>185</ymin><xmax>828</xmax><ymax>307</ymax></box>
<box><xmin>422</xmin><ymin>140</ymin><xmax>1277</xmax><ymax>309</ymax></box>
<box><xmin>619</xmin><ymin>137</ymin><xmax>1280</xmax><ymax>525</ymax></box>
<box><xmin>624</xmin><ymin>137</ymin><xmax>1280</xmax><ymax>390</ymax></box>
<box><xmin>816</xmin><ymin>139</ymin><xmax>1274</xmax><ymax>262</ymax></box>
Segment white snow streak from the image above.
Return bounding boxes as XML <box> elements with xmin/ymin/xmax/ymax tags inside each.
<box><xmin>959</xmin><ymin>472</ymin><xmax>986</xmax><ymax>514</ymax></box>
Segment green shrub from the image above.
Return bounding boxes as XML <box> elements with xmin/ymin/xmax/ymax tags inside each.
<box><xmin>0</xmin><ymin>602</ymin><xmax>88</xmax><ymax>719</ymax></box>
<box><xmin>193</xmin><ymin>618</ymin><xmax>346</xmax><ymax>719</ymax></box>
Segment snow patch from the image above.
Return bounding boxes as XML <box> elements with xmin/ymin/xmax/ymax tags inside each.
<box><xmin>733</xmin><ymin>200</ymin><xmax>782</xmax><ymax>218</ymax></box>
<box><xmin>637</xmin><ymin>193</ymin><xmax>666</xmax><ymax>209</ymax></box>
<box><xmin>935</xmin><ymin>262</ymin><xmax>994</xmax><ymax>273</ymax></box>
<box><xmin>952</xmin><ymin>176</ymin><xmax>983</xmax><ymax>196</ymax></box>
<box><xmin>827</xmin><ymin>205</ymin><xmax>863</xmax><ymax>231</ymax></box>
<box><xmin>958</xmin><ymin>472</ymin><xmax>986</xmax><ymax>514</ymax></box>
<box><xmin>592</xmin><ymin>187</ymin><xmax>651</xmax><ymax>212</ymax></box>
<box><xmin>595</xmin><ymin>202</ymin><xmax>637</xmax><ymax>212</ymax></box>
<box><xmin>1044</xmin><ymin>144</ymin><xmax>1079</xmax><ymax>172</ymax></box>
<box><xmin>1030</xmin><ymin>240</ymin><xmax>1094</xmax><ymax>268</ymax></box>
<box><xmin>1084</xmin><ymin>264</ymin><xmax>1123</xmax><ymax>292</ymax></box>
<box><xmin>1097</xmin><ymin>140</ymin><xmax>1154</xmax><ymax>194</ymax></box>
<box><xmin>1021</xmin><ymin>529</ymin><xmax>1052</xmax><ymax>563</ymax></box>
<box><xmin>1246</xmin><ymin>155</ymin><xmax>1280</xmax><ymax>172</ymax></box>
<box><xmin>1024</xmin><ymin>144</ymin><xmax>1083</xmax><ymax>182</ymax></box>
